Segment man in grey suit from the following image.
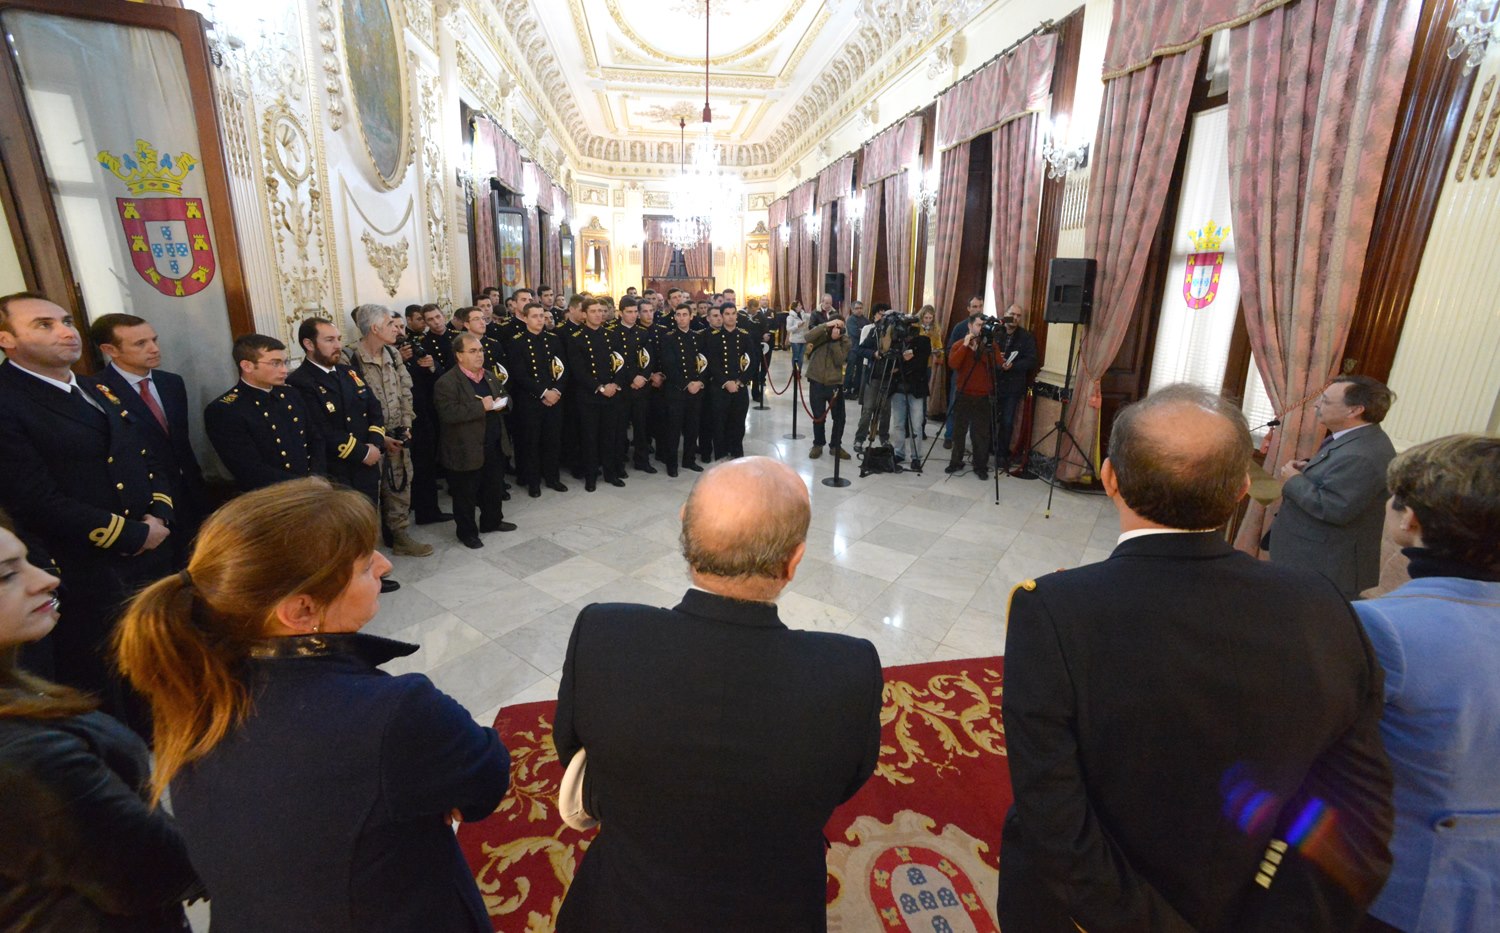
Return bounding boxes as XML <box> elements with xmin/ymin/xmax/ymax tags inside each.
<box><xmin>1270</xmin><ymin>375</ymin><xmax>1398</xmax><ymax>597</ymax></box>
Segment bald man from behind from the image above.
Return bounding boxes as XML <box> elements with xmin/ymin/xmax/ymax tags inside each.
<box><xmin>553</xmin><ymin>457</ymin><xmax>884</xmax><ymax>932</ymax></box>
<box><xmin>999</xmin><ymin>384</ymin><xmax>1393</xmax><ymax>933</ymax></box>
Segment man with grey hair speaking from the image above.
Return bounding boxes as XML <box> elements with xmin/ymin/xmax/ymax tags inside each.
<box><xmin>553</xmin><ymin>456</ymin><xmax>884</xmax><ymax>931</ymax></box>
<box><xmin>345</xmin><ymin>303</ymin><xmax>431</xmax><ymax>557</ymax></box>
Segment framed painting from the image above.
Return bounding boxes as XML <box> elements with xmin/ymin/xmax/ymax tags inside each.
<box><xmin>341</xmin><ymin>0</ymin><xmax>410</xmax><ymax>189</ymax></box>
<box><xmin>560</xmin><ymin>234</ymin><xmax>575</xmax><ymax>296</ymax></box>
<box><xmin>495</xmin><ymin>205</ymin><xmax>527</xmax><ymax>292</ymax></box>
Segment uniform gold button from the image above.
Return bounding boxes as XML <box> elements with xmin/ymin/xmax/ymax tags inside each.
<box><xmin>148</xmin><ymin>473</ymin><xmax>154</xmax><ymax>479</ymax></box>
<box><xmin>116</xmin><ymin>483</ymin><xmax>124</xmax><ymax>490</ymax></box>
<box><xmin>107</xmin><ymin>457</ymin><xmax>114</xmax><ymax>463</ymax></box>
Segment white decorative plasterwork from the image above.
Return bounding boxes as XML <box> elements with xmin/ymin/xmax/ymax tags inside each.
<box><xmin>578</xmin><ymin>183</ymin><xmax>609</xmax><ymax>206</ymax></box>
<box><xmin>316</xmin><ymin>0</ymin><xmax>347</xmax><ymax>131</ymax></box>
<box><xmin>362</xmin><ymin>230</ymin><xmax>410</xmax><ymax>296</ymax></box>
<box><xmin>746</xmin><ymin>192</ymin><xmax>773</xmax><ymax>210</ymax></box>
<box><xmin>642</xmin><ymin>190</ymin><xmax>673</xmax><ymax>209</ymax></box>
<box><xmin>262</xmin><ymin>97</ymin><xmax>333</xmax><ymax>338</ymax></box>
<box><xmin>403</xmin><ymin>0</ymin><xmax>435</xmax><ymax>47</ymax></box>
<box><xmin>416</xmin><ymin>61</ymin><xmax>453</xmax><ymax>306</ymax></box>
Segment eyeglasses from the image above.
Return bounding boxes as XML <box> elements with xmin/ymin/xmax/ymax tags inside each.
<box><xmin>256</xmin><ymin>359</ymin><xmax>290</xmax><ymax>369</ymax></box>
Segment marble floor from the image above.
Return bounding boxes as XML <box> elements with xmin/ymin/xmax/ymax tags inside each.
<box><xmin>373</xmin><ymin>353</ymin><xmax>1121</xmax><ymax>730</ymax></box>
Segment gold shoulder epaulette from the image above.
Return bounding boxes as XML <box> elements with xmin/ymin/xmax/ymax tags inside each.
<box><xmin>217</xmin><ymin>390</ymin><xmax>238</xmax><ymax>404</ymax></box>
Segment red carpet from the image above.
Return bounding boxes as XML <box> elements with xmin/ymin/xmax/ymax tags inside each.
<box><xmin>458</xmin><ymin>657</ymin><xmax>1010</xmax><ymax>932</ymax></box>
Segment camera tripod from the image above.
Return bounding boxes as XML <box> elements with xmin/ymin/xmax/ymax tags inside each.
<box><xmin>1024</xmin><ymin>320</ymin><xmax>1097</xmax><ymax>518</ymax></box>
<box><xmin>856</xmin><ymin>323</ymin><xmax>925</xmax><ymax>478</ymax></box>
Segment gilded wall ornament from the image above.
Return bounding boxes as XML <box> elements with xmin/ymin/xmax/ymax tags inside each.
<box><xmin>362</xmin><ymin>230</ymin><xmax>410</xmax><ymax>296</ymax></box>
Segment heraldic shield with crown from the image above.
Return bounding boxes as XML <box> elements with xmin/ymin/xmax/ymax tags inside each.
<box><xmin>99</xmin><ymin>139</ymin><xmax>216</xmax><ymax>298</ymax></box>
<box><xmin>1182</xmin><ymin>220</ymin><xmax>1229</xmax><ymax>311</ymax></box>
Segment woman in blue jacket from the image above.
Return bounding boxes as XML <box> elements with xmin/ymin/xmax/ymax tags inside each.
<box><xmin>117</xmin><ymin>477</ymin><xmax>510</xmax><ymax>932</ymax></box>
<box><xmin>1355</xmin><ymin>434</ymin><xmax>1500</xmax><ymax>933</ymax></box>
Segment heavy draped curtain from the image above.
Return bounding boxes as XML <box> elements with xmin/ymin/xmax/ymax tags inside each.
<box><xmin>1228</xmin><ymin>0</ymin><xmax>1420</xmax><ymax>553</ymax></box>
<box><xmin>798</xmin><ymin>214</ymin><xmax>818</xmax><ymax>308</ymax></box>
<box><xmin>930</xmin><ymin>140</ymin><xmax>972</xmax><ymax>402</ymax></box>
<box><xmin>861</xmin><ymin>115</ymin><xmax>923</xmax><ymax>311</ymax></box>
<box><xmin>683</xmin><ymin>234</ymin><xmax>712</xmax><ymax>279</ymax></box>
<box><xmin>817</xmin><ymin>157</ymin><xmax>856</xmax><ymax>290</ymax></box>
<box><xmin>990</xmin><ymin>114</ymin><xmax>1044</xmax><ymax>320</ymax></box>
<box><xmin>769</xmin><ymin>198</ymin><xmax>788</xmax><ymax>308</ymax></box>
<box><xmin>857</xmin><ymin>182</ymin><xmax>884</xmax><ymax>308</ymax></box>
<box><xmin>643</xmin><ymin>218</ymin><xmax>673</xmax><ymax>278</ymax></box>
<box><xmin>1055</xmin><ymin>48</ymin><xmax>1202</xmax><ymax>481</ymax></box>
<box><xmin>470</xmin><ymin>117</ymin><xmax>523</xmax><ymax>294</ymax></box>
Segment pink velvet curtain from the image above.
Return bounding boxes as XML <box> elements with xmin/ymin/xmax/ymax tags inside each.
<box><xmin>684</xmin><ymin>235</ymin><xmax>712</xmax><ymax>279</ymax></box>
<box><xmin>643</xmin><ymin>218</ymin><xmax>673</xmax><ymax>279</ymax></box>
<box><xmin>1229</xmin><ymin>0</ymin><xmax>1420</xmax><ymax>554</ymax></box>
<box><xmin>473</xmin><ymin>193</ymin><xmax>497</xmax><ymax>294</ymax></box>
<box><xmin>1056</xmin><ymin>47</ymin><xmax>1202</xmax><ymax>481</ymax></box>
<box><xmin>1103</xmin><ymin>0</ymin><xmax>1291</xmax><ymax>78</ymax></box>
<box><xmin>990</xmin><ymin>114</ymin><xmax>1044</xmax><ymax>322</ymax></box>
<box><xmin>932</xmin><ymin>143</ymin><xmax>970</xmax><ymax>337</ymax></box>
<box><xmin>882</xmin><ymin>170</ymin><xmax>912</xmax><ymax>312</ymax></box>
<box><xmin>769</xmin><ymin>199</ymin><xmax>788</xmax><ymax>307</ymax></box>
<box><xmin>930</xmin><ymin>140</ymin><xmax>971</xmax><ymax>404</ymax></box>
<box><xmin>787</xmin><ymin>222</ymin><xmax>802</xmax><ymax>306</ymax></box>
<box><xmin>814</xmin><ymin>202</ymin><xmax>836</xmax><ymax>307</ymax></box>
<box><xmin>798</xmin><ymin>215</ymin><xmax>818</xmax><ymax>308</ymax></box>
<box><xmin>857</xmin><ymin>182</ymin><xmax>883</xmax><ymax>306</ymax></box>
<box><xmin>836</xmin><ymin>194</ymin><xmax>855</xmax><ymax>280</ymax></box>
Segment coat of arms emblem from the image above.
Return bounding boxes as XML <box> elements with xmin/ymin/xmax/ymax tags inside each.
<box><xmin>1182</xmin><ymin>220</ymin><xmax>1229</xmax><ymax>311</ymax></box>
<box><xmin>99</xmin><ymin>139</ymin><xmax>216</xmax><ymax>298</ymax></box>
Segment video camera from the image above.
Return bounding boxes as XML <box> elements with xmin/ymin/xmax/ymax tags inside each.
<box><xmin>975</xmin><ymin>316</ymin><xmax>1002</xmax><ymax>343</ymax></box>
<box><xmin>396</xmin><ymin>333</ymin><xmax>430</xmax><ymax>359</ymax></box>
<box><xmin>878</xmin><ymin>312</ymin><xmax>920</xmax><ymax>342</ymax></box>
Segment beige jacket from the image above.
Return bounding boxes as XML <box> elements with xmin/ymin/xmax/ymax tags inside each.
<box><xmin>344</xmin><ymin>342</ymin><xmax>415</xmax><ymax>432</ymax></box>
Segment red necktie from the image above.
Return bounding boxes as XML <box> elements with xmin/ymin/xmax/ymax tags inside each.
<box><xmin>138</xmin><ymin>376</ymin><xmax>169</xmax><ymax>434</ymax></box>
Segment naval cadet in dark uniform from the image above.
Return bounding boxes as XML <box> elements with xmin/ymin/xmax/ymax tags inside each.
<box><xmin>205</xmin><ymin>334</ymin><xmax>325</xmax><ymax>492</ymax></box>
<box><xmin>506</xmin><ymin>302</ymin><xmax>569</xmax><ymax>498</ymax></box>
<box><xmin>659</xmin><ymin>304</ymin><xmax>707</xmax><ymax>476</ymax></box>
<box><xmin>0</xmin><ymin>292</ymin><xmax>176</xmax><ymax>727</ymax></box>
<box><xmin>704</xmin><ymin>303</ymin><xmax>759</xmax><ymax>460</ymax></box>
<box><xmin>557</xmin><ymin>295</ymin><xmax>588</xmax><ymax>475</ymax></box>
<box><xmin>288</xmin><ymin>317</ymin><xmax>386</xmax><ymax>503</ymax></box>
<box><xmin>635</xmin><ymin>299</ymin><xmax>670</xmax><ymax>471</ymax></box>
<box><xmin>614</xmin><ymin>298</ymin><xmax>657</xmax><ymax>474</ymax></box>
<box><xmin>566</xmin><ymin>298</ymin><xmax>626</xmax><ymax>491</ymax></box>
<box><xmin>405</xmin><ymin>304</ymin><xmax>451</xmax><ymax>525</ymax></box>
<box><xmin>420</xmin><ymin>303</ymin><xmax>457</xmax><ymax>374</ymax></box>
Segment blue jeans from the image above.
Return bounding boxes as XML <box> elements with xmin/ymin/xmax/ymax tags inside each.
<box><xmin>890</xmin><ymin>393</ymin><xmax>926</xmax><ymax>461</ymax></box>
<box><xmin>791</xmin><ymin>343</ymin><xmax>805</xmax><ymax>368</ymax></box>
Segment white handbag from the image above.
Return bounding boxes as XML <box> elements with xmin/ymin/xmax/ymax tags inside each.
<box><xmin>558</xmin><ymin>747</ymin><xmax>599</xmax><ymax>831</ymax></box>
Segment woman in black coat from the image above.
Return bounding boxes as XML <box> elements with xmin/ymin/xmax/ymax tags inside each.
<box><xmin>116</xmin><ymin>477</ymin><xmax>510</xmax><ymax>933</ymax></box>
<box><xmin>0</xmin><ymin>510</ymin><xmax>200</xmax><ymax>931</ymax></box>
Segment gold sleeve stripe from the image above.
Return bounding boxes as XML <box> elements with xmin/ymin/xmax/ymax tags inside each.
<box><xmin>152</xmin><ymin>492</ymin><xmax>174</xmax><ymax>508</ymax></box>
<box><xmin>369</xmin><ymin>425</ymin><xmax>386</xmax><ymax>437</ymax></box>
<box><xmin>338</xmin><ymin>435</ymin><xmax>358</xmax><ymax>459</ymax></box>
<box><xmin>89</xmin><ymin>514</ymin><xmax>125</xmax><ymax>549</ymax></box>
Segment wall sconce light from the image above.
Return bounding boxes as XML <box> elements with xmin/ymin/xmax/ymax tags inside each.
<box><xmin>847</xmin><ymin>193</ymin><xmax>864</xmax><ymax>231</ymax></box>
<box><xmin>1041</xmin><ymin>114</ymin><xmax>1090</xmax><ymax>180</ymax></box>
<box><xmin>1448</xmin><ymin>0</ymin><xmax>1499</xmax><ymax>73</ymax></box>
<box><xmin>777</xmin><ymin>221</ymin><xmax>790</xmax><ymax>241</ymax></box>
<box><xmin>909</xmin><ymin>161</ymin><xmax>939</xmax><ymax>213</ymax></box>
<box><xmin>521</xmin><ymin>175</ymin><xmax>539</xmax><ymax>210</ymax></box>
<box><xmin>806</xmin><ymin>213</ymin><xmax>822</xmax><ymax>243</ymax></box>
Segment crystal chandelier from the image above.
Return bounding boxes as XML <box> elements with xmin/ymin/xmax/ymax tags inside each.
<box><xmin>851</xmin><ymin>0</ymin><xmax>984</xmax><ymax>43</ymax></box>
<box><xmin>1448</xmin><ymin>0</ymin><xmax>1499</xmax><ymax>74</ymax></box>
<box><xmin>664</xmin><ymin>0</ymin><xmax>742</xmax><ymax>248</ymax></box>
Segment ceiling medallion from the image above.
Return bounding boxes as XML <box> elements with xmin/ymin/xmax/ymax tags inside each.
<box><xmin>603</xmin><ymin>0</ymin><xmax>806</xmax><ymax>68</ymax></box>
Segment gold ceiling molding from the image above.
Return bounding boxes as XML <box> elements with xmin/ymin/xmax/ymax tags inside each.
<box><xmin>778</xmin><ymin>7</ymin><xmax>832</xmax><ymax>82</ymax></box>
<box><xmin>599</xmin><ymin>67</ymin><xmax>777</xmax><ymax>90</ymax></box>
<box><xmin>565</xmin><ymin>0</ymin><xmax>601</xmax><ymax>73</ymax></box>
<box><xmin>602</xmin><ymin>0</ymin><xmax>807</xmax><ymax>67</ymax></box>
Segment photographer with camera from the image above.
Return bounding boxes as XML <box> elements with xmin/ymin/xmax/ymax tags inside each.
<box><xmin>883</xmin><ymin>312</ymin><xmax>932</xmax><ymax>469</ymax></box>
<box><xmin>804</xmin><ymin>316</ymin><xmax>852</xmax><ymax>460</ymax></box>
<box><xmin>994</xmin><ymin>305</ymin><xmax>1038</xmax><ymax>469</ymax></box>
<box><xmin>852</xmin><ymin>306</ymin><xmax>892</xmax><ymax>454</ymax></box>
<box><xmin>345</xmin><ymin>304</ymin><xmax>433</xmax><ymax>556</ymax></box>
<box><xmin>945</xmin><ymin>313</ymin><xmax>1000</xmax><ymax>480</ymax></box>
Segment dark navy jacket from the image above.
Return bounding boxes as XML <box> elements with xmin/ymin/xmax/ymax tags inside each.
<box><xmin>170</xmin><ymin>633</ymin><xmax>509</xmax><ymax>933</ymax></box>
<box><xmin>94</xmin><ymin>364</ymin><xmax>207</xmax><ymax>538</ymax></box>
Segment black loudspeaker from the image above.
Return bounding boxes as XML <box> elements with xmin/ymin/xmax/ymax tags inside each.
<box><xmin>1044</xmin><ymin>258</ymin><xmax>1096</xmax><ymax>325</ymax></box>
<box><xmin>823</xmin><ymin>272</ymin><xmax>846</xmax><ymax>306</ymax></box>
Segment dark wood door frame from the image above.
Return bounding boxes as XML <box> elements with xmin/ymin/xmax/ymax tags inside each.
<box><xmin>0</xmin><ymin>0</ymin><xmax>252</xmax><ymax>355</ymax></box>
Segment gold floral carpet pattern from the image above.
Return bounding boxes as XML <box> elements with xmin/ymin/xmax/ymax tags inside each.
<box><xmin>457</xmin><ymin>657</ymin><xmax>1010</xmax><ymax>932</ymax></box>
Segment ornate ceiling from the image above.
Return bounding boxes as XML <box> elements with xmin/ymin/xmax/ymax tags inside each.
<box><xmin>479</xmin><ymin>0</ymin><xmax>945</xmax><ymax>178</ymax></box>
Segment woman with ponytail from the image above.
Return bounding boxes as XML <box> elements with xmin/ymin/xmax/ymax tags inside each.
<box><xmin>0</xmin><ymin>509</ymin><xmax>200</xmax><ymax>931</ymax></box>
<box><xmin>116</xmin><ymin>477</ymin><xmax>509</xmax><ymax>933</ymax></box>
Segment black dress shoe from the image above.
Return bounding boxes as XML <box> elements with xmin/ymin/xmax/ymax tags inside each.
<box><xmin>459</xmin><ymin>535</ymin><xmax>483</xmax><ymax>549</ymax></box>
<box><xmin>528</xmin><ymin>484</ymin><xmax>541</xmax><ymax>498</ymax></box>
<box><xmin>618</xmin><ymin>470</ymin><xmax>630</xmax><ymax>480</ymax></box>
<box><xmin>684</xmin><ymin>462</ymin><xmax>703</xmax><ymax>472</ymax></box>
<box><xmin>585</xmin><ymin>478</ymin><xmax>597</xmax><ymax>492</ymax></box>
<box><xmin>546</xmin><ymin>480</ymin><xmax>569</xmax><ymax>493</ymax></box>
<box><xmin>607</xmin><ymin>477</ymin><xmax>626</xmax><ymax>488</ymax></box>
<box><xmin>667</xmin><ymin>467</ymin><xmax>679</xmax><ymax>477</ymax></box>
<box><xmin>974</xmin><ymin>468</ymin><xmax>989</xmax><ymax>480</ymax></box>
<box><xmin>501</xmin><ymin>491</ymin><xmax>510</xmax><ymax>501</ymax></box>
<box><xmin>945</xmin><ymin>463</ymin><xmax>964</xmax><ymax>474</ymax></box>
<box><xmin>380</xmin><ymin>578</ymin><xmax>401</xmax><ymax>592</ymax></box>
<box><xmin>414</xmin><ymin>511</ymin><xmax>454</xmax><ymax>525</ymax></box>
<box><xmin>481</xmin><ymin>521</ymin><xmax>517</xmax><ymax>533</ymax></box>
<box><xmin>635</xmin><ymin>462</ymin><xmax>658</xmax><ymax>474</ymax></box>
